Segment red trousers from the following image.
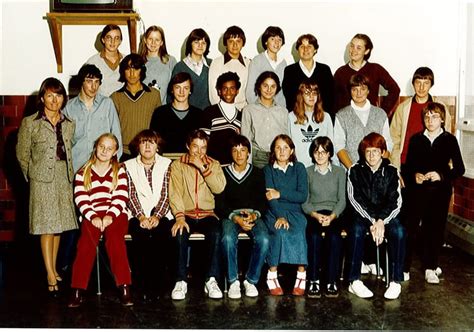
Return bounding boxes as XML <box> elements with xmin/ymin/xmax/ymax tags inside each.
<box><xmin>71</xmin><ymin>213</ymin><xmax>131</xmax><ymax>289</ymax></box>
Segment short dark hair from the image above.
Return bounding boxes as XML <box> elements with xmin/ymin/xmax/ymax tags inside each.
<box><xmin>422</xmin><ymin>102</ymin><xmax>446</xmax><ymax>128</ymax></box>
<box><xmin>358</xmin><ymin>132</ymin><xmax>387</xmax><ymax>160</ymax></box>
<box><xmin>309</xmin><ymin>136</ymin><xmax>334</xmax><ymax>164</ymax></box>
<box><xmin>261</xmin><ymin>26</ymin><xmax>285</xmax><ymax>50</ymax></box>
<box><xmin>352</xmin><ymin>33</ymin><xmax>373</xmax><ymax>60</ymax></box>
<box><xmin>77</xmin><ymin>64</ymin><xmax>103</xmax><ymax>85</ymax></box>
<box><xmin>37</xmin><ymin>77</ymin><xmax>68</xmax><ymax>111</ymax></box>
<box><xmin>100</xmin><ymin>24</ymin><xmax>122</xmax><ymax>45</ymax></box>
<box><xmin>186</xmin><ymin>129</ymin><xmax>209</xmax><ymax>148</ymax></box>
<box><xmin>130</xmin><ymin>129</ymin><xmax>164</xmax><ymax>156</ymax></box>
<box><xmin>295</xmin><ymin>34</ymin><xmax>319</xmax><ymax>51</ymax></box>
<box><xmin>412</xmin><ymin>67</ymin><xmax>434</xmax><ymax>86</ymax></box>
<box><xmin>348</xmin><ymin>73</ymin><xmax>370</xmax><ymax>92</ymax></box>
<box><xmin>254</xmin><ymin>71</ymin><xmax>281</xmax><ymax>97</ymax></box>
<box><xmin>229</xmin><ymin>134</ymin><xmax>251</xmax><ymax>152</ymax></box>
<box><xmin>185</xmin><ymin>28</ymin><xmax>211</xmax><ymax>58</ymax></box>
<box><xmin>168</xmin><ymin>72</ymin><xmax>193</xmax><ymax>96</ymax></box>
<box><xmin>223</xmin><ymin>26</ymin><xmax>246</xmax><ymax>46</ymax></box>
<box><xmin>119</xmin><ymin>53</ymin><xmax>147</xmax><ymax>83</ymax></box>
<box><xmin>216</xmin><ymin>72</ymin><xmax>241</xmax><ymax>91</ymax></box>
<box><xmin>269</xmin><ymin>134</ymin><xmax>297</xmax><ymax>165</ymax></box>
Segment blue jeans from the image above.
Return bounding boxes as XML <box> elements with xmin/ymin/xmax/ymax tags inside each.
<box><xmin>221</xmin><ymin>218</ymin><xmax>270</xmax><ymax>285</ymax></box>
<box><xmin>348</xmin><ymin>214</ymin><xmax>406</xmax><ymax>283</ymax></box>
<box><xmin>175</xmin><ymin>216</ymin><xmax>221</xmax><ymax>282</ymax></box>
<box><xmin>306</xmin><ymin>212</ymin><xmax>342</xmax><ymax>283</ymax></box>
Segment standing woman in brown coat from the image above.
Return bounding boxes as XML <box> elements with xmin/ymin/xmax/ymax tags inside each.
<box><xmin>16</xmin><ymin>77</ymin><xmax>78</xmax><ymax>295</ymax></box>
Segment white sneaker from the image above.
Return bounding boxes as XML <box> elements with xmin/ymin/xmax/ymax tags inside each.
<box><xmin>435</xmin><ymin>267</ymin><xmax>443</xmax><ymax>278</ymax></box>
<box><xmin>425</xmin><ymin>269</ymin><xmax>440</xmax><ymax>284</ymax></box>
<box><xmin>349</xmin><ymin>280</ymin><xmax>374</xmax><ymax>298</ymax></box>
<box><xmin>243</xmin><ymin>280</ymin><xmax>259</xmax><ymax>297</ymax></box>
<box><xmin>403</xmin><ymin>272</ymin><xmax>410</xmax><ymax>281</ymax></box>
<box><xmin>360</xmin><ymin>262</ymin><xmax>370</xmax><ymax>274</ymax></box>
<box><xmin>384</xmin><ymin>282</ymin><xmax>401</xmax><ymax>299</ymax></box>
<box><xmin>228</xmin><ymin>280</ymin><xmax>241</xmax><ymax>299</ymax></box>
<box><xmin>367</xmin><ymin>264</ymin><xmax>383</xmax><ymax>276</ymax></box>
<box><xmin>205</xmin><ymin>277</ymin><xmax>223</xmax><ymax>299</ymax></box>
<box><xmin>171</xmin><ymin>281</ymin><xmax>187</xmax><ymax>300</ymax></box>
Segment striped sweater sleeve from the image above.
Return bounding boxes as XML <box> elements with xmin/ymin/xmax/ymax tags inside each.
<box><xmin>74</xmin><ymin>171</ymin><xmax>99</xmax><ymax>222</ymax></box>
<box><xmin>106</xmin><ymin>167</ymin><xmax>129</xmax><ymax>218</ymax></box>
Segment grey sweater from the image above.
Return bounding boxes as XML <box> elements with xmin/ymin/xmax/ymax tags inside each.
<box><xmin>302</xmin><ymin>164</ymin><xmax>346</xmax><ymax>217</ymax></box>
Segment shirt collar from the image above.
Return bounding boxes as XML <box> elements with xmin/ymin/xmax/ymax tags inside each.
<box><xmin>137</xmin><ymin>153</ymin><xmax>158</xmax><ymax>168</ymax></box>
<box><xmin>273</xmin><ymin>161</ymin><xmax>293</xmax><ymax>172</ymax></box>
<box><xmin>298</xmin><ymin>59</ymin><xmax>316</xmax><ymax>76</ymax></box>
<box><xmin>423</xmin><ymin>128</ymin><xmax>444</xmax><ymax>143</ymax></box>
<box><xmin>35</xmin><ymin>109</ymin><xmax>68</xmax><ymax>123</ymax></box>
<box><xmin>412</xmin><ymin>94</ymin><xmax>433</xmax><ymax>104</ymax></box>
<box><xmin>351</xmin><ymin>99</ymin><xmax>371</xmax><ymax>111</ymax></box>
<box><xmin>224</xmin><ymin>52</ymin><xmax>246</xmax><ymax>66</ymax></box>
<box><xmin>314</xmin><ymin>163</ymin><xmax>332</xmax><ymax>174</ymax></box>
<box><xmin>264</xmin><ymin>50</ymin><xmax>284</xmax><ymax>67</ymax></box>
<box><xmin>184</xmin><ymin>55</ymin><xmax>209</xmax><ymax>68</ymax></box>
<box><xmin>99</xmin><ymin>50</ymin><xmax>123</xmax><ymax>70</ymax></box>
<box><xmin>230</xmin><ymin>162</ymin><xmax>250</xmax><ymax>175</ymax></box>
<box><xmin>257</xmin><ymin>98</ymin><xmax>277</xmax><ymax>108</ymax></box>
<box><xmin>78</xmin><ymin>91</ymin><xmax>105</xmax><ymax>107</ymax></box>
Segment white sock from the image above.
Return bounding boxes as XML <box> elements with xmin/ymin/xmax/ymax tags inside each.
<box><xmin>267</xmin><ymin>270</ymin><xmax>278</xmax><ymax>280</ymax></box>
<box><xmin>295</xmin><ymin>271</ymin><xmax>306</xmax><ymax>289</ymax></box>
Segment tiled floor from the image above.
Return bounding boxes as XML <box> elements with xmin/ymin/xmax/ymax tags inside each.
<box><xmin>0</xmin><ymin>239</ymin><xmax>473</xmax><ymax>330</ymax></box>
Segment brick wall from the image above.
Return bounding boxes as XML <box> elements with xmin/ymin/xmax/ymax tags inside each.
<box><xmin>453</xmin><ymin>177</ymin><xmax>474</xmax><ymax>221</ymax></box>
<box><xmin>0</xmin><ymin>95</ymin><xmax>36</xmax><ymax>242</ymax></box>
<box><xmin>0</xmin><ymin>94</ymin><xmax>471</xmax><ymax>242</ymax></box>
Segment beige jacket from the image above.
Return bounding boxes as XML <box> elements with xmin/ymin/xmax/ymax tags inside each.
<box><xmin>389</xmin><ymin>96</ymin><xmax>452</xmax><ymax>169</ymax></box>
<box><xmin>169</xmin><ymin>154</ymin><xmax>226</xmax><ymax>221</ymax></box>
<box><xmin>16</xmin><ymin>111</ymin><xmax>75</xmax><ymax>183</ymax></box>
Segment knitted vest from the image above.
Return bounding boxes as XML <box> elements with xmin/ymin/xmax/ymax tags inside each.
<box><xmin>337</xmin><ymin>105</ymin><xmax>387</xmax><ymax>162</ymax></box>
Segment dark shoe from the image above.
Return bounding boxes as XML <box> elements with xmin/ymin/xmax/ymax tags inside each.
<box><xmin>119</xmin><ymin>285</ymin><xmax>134</xmax><ymax>307</ymax></box>
<box><xmin>307</xmin><ymin>280</ymin><xmax>321</xmax><ymax>298</ymax></box>
<box><xmin>325</xmin><ymin>283</ymin><xmax>339</xmax><ymax>298</ymax></box>
<box><xmin>47</xmin><ymin>283</ymin><xmax>59</xmax><ymax>298</ymax></box>
<box><xmin>67</xmin><ymin>289</ymin><xmax>84</xmax><ymax>308</ymax></box>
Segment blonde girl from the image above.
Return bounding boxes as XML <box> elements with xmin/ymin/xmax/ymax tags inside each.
<box><xmin>68</xmin><ymin>133</ymin><xmax>133</xmax><ymax>308</ymax></box>
<box><xmin>140</xmin><ymin>25</ymin><xmax>177</xmax><ymax>104</ymax></box>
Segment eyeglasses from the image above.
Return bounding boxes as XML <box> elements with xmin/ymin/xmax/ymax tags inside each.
<box><xmin>314</xmin><ymin>150</ymin><xmax>329</xmax><ymax>156</ymax></box>
<box><xmin>303</xmin><ymin>89</ymin><xmax>318</xmax><ymax>96</ymax></box>
<box><xmin>424</xmin><ymin>114</ymin><xmax>441</xmax><ymax>121</ymax></box>
<box><xmin>365</xmin><ymin>149</ymin><xmax>382</xmax><ymax>156</ymax></box>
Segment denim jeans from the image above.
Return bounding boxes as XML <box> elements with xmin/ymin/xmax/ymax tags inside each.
<box><xmin>221</xmin><ymin>218</ymin><xmax>270</xmax><ymax>285</ymax></box>
<box><xmin>348</xmin><ymin>213</ymin><xmax>406</xmax><ymax>283</ymax></box>
<box><xmin>175</xmin><ymin>216</ymin><xmax>221</xmax><ymax>282</ymax></box>
<box><xmin>306</xmin><ymin>211</ymin><xmax>342</xmax><ymax>284</ymax></box>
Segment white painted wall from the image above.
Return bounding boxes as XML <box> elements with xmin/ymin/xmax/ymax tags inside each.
<box><xmin>0</xmin><ymin>0</ymin><xmax>463</xmax><ymax>97</ymax></box>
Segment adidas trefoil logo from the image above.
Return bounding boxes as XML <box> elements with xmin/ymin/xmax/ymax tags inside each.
<box><xmin>300</xmin><ymin>125</ymin><xmax>319</xmax><ymax>142</ymax></box>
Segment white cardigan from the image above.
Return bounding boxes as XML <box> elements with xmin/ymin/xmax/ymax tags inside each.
<box><xmin>125</xmin><ymin>154</ymin><xmax>172</xmax><ymax>219</ymax></box>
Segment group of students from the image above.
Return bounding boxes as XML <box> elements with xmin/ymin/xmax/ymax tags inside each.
<box><xmin>15</xmin><ymin>22</ymin><xmax>466</xmax><ymax>308</ymax></box>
